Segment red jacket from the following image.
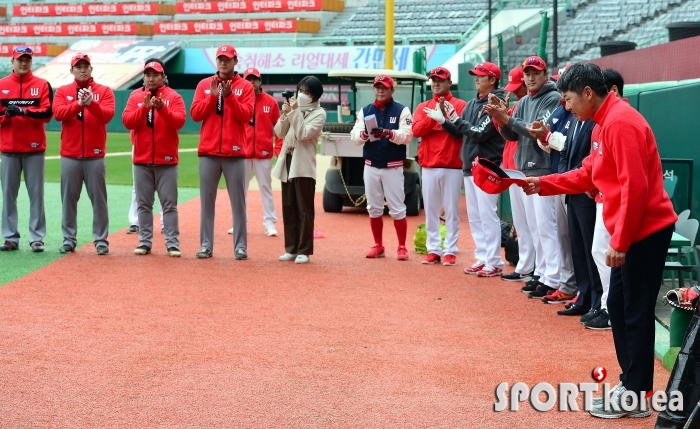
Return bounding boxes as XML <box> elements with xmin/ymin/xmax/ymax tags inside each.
<box><xmin>53</xmin><ymin>78</ymin><xmax>115</xmax><ymax>158</ymax></box>
<box><xmin>0</xmin><ymin>70</ymin><xmax>53</xmax><ymax>153</ymax></box>
<box><xmin>122</xmin><ymin>85</ymin><xmax>186</xmax><ymax>165</ymax></box>
<box><xmin>539</xmin><ymin>94</ymin><xmax>676</xmax><ymax>252</ymax></box>
<box><xmin>500</xmin><ymin>100</ymin><xmax>520</xmax><ymax>170</ymax></box>
<box><xmin>190</xmin><ymin>73</ymin><xmax>254</xmax><ymax>157</ymax></box>
<box><xmin>412</xmin><ymin>92</ymin><xmax>467</xmax><ymax>169</ymax></box>
<box><xmin>244</xmin><ymin>90</ymin><xmax>280</xmax><ymax>159</ymax></box>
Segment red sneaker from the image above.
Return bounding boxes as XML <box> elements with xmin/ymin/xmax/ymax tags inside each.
<box><xmin>564</xmin><ymin>294</ymin><xmax>579</xmax><ymax>309</ymax></box>
<box><xmin>366</xmin><ymin>244</ymin><xmax>385</xmax><ymax>258</ymax></box>
<box><xmin>542</xmin><ymin>289</ymin><xmax>577</xmax><ymax>304</ymax></box>
<box><xmin>397</xmin><ymin>246</ymin><xmax>409</xmax><ymax>261</ymax></box>
<box><xmin>477</xmin><ymin>265</ymin><xmax>503</xmax><ymax>277</ymax></box>
<box><xmin>442</xmin><ymin>254</ymin><xmax>456</xmax><ymax>266</ymax></box>
<box><xmin>464</xmin><ymin>262</ymin><xmax>485</xmax><ymax>275</ymax></box>
<box><xmin>422</xmin><ymin>253</ymin><xmax>441</xmax><ymax>264</ymax></box>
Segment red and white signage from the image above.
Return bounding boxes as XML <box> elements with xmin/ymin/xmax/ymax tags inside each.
<box><xmin>13</xmin><ymin>2</ymin><xmax>161</xmax><ymax>16</ymax></box>
<box><xmin>175</xmin><ymin>0</ymin><xmax>321</xmax><ymax>13</ymax></box>
<box><xmin>154</xmin><ymin>19</ymin><xmax>295</xmax><ymax>34</ymax></box>
<box><xmin>0</xmin><ymin>44</ymin><xmax>49</xmax><ymax>56</ymax></box>
<box><xmin>0</xmin><ymin>23</ymin><xmax>139</xmax><ymax>36</ymax></box>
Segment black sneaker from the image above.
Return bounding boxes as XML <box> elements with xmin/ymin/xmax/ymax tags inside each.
<box><xmin>126</xmin><ymin>225</ymin><xmax>139</xmax><ymax>234</ymax></box>
<box><xmin>528</xmin><ymin>285</ymin><xmax>555</xmax><ymax>299</ymax></box>
<box><xmin>585</xmin><ymin>309</ymin><xmax>611</xmax><ymax>330</ymax></box>
<box><xmin>557</xmin><ymin>305</ymin><xmax>589</xmax><ymax>316</ymax></box>
<box><xmin>59</xmin><ymin>244</ymin><xmax>75</xmax><ymax>254</ymax></box>
<box><xmin>235</xmin><ymin>248</ymin><xmax>248</xmax><ymax>260</ymax></box>
<box><xmin>134</xmin><ymin>245</ymin><xmax>151</xmax><ymax>255</ymax></box>
<box><xmin>96</xmin><ymin>245</ymin><xmax>109</xmax><ymax>255</ymax></box>
<box><xmin>0</xmin><ymin>241</ymin><xmax>18</xmax><ymax>251</ymax></box>
<box><xmin>521</xmin><ymin>279</ymin><xmax>542</xmax><ymax>294</ymax></box>
<box><xmin>167</xmin><ymin>247</ymin><xmax>182</xmax><ymax>257</ymax></box>
<box><xmin>501</xmin><ymin>271</ymin><xmax>534</xmax><ymax>282</ymax></box>
<box><xmin>580</xmin><ymin>309</ymin><xmax>600</xmax><ymax>324</ymax></box>
<box><xmin>196</xmin><ymin>248</ymin><xmax>212</xmax><ymax>259</ymax></box>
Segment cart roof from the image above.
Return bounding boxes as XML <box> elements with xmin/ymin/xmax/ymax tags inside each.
<box><xmin>328</xmin><ymin>68</ymin><xmax>429</xmax><ymax>83</ymax></box>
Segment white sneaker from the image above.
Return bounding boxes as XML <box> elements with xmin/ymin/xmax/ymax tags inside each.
<box><xmin>227</xmin><ymin>228</ymin><xmax>233</xmax><ymax>235</ymax></box>
<box><xmin>279</xmin><ymin>253</ymin><xmax>297</xmax><ymax>261</ymax></box>
<box><xmin>295</xmin><ymin>255</ymin><xmax>310</xmax><ymax>264</ymax></box>
<box><xmin>266</xmin><ymin>228</ymin><xmax>278</xmax><ymax>237</ymax></box>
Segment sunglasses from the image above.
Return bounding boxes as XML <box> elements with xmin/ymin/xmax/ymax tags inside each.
<box><xmin>523</xmin><ymin>57</ymin><xmax>545</xmax><ymax>67</ymax></box>
<box><xmin>13</xmin><ymin>46</ymin><xmax>33</xmax><ymax>55</ymax></box>
<box><xmin>474</xmin><ymin>64</ymin><xmax>497</xmax><ymax>77</ymax></box>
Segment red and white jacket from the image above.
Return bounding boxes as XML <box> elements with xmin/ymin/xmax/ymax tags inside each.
<box><xmin>0</xmin><ymin>70</ymin><xmax>53</xmax><ymax>153</ymax></box>
<box><xmin>539</xmin><ymin>93</ymin><xmax>677</xmax><ymax>252</ymax></box>
<box><xmin>122</xmin><ymin>85</ymin><xmax>186</xmax><ymax>165</ymax></box>
<box><xmin>244</xmin><ymin>90</ymin><xmax>280</xmax><ymax>159</ymax></box>
<box><xmin>412</xmin><ymin>92</ymin><xmax>467</xmax><ymax>169</ymax></box>
<box><xmin>53</xmin><ymin>78</ymin><xmax>115</xmax><ymax>158</ymax></box>
<box><xmin>190</xmin><ymin>72</ymin><xmax>254</xmax><ymax>157</ymax></box>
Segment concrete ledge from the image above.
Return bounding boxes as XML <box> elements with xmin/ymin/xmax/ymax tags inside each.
<box><xmin>655</xmin><ymin>320</ymin><xmax>680</xmax><ymax>371</ymax></box>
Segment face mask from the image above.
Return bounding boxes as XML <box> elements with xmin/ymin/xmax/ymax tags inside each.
<box><xmin>297</xmin><ymin>92</ymin><xmax>312</xmax><ymax>106</ymax></box>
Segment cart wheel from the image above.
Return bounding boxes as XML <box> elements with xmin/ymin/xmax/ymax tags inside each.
<box><xmin>405</xmin><ymin>182</ymin><xmax>421</xmax><ymax>216</ymax></box>
<box><xmin>323</xmin><ymin>187</ymin><xmax>344</xmax><ymax>212</ymax></box>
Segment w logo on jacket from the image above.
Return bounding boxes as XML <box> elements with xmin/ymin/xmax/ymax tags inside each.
<box><xmin>234</xmin><ymin>88</ymin><xmax>243</xmax><ymax>96</ymax></box>
<box><xmin>389</xmin><ymin>117</ymin><xmax>397</xmax><ymax>124</ymax></box>
<box><xmin>263</xmin><ymin>106</ymin><xmax>270</xmax><ymax>113</ymax></box>
<box><xmin>30</xmin><ymin>87</ymin><xmax>39</xmax><ymax>96</ymax></box>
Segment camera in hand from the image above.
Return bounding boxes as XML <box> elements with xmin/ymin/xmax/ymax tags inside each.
<box><xmin>281</xmin><ymin>89</ymin><xmax>294</xmax><ymax>102</ymax></box>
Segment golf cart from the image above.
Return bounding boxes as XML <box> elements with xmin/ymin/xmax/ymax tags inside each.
<box><xmin>320</xmin><ymin>68</ymin><xmax>428</xmax><ymax>216</ymax></box>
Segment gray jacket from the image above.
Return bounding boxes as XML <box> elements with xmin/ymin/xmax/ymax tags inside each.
<box><xmin>499</xmin><ymin>82</ymin><xmax>561</xmax><ymax>177</ymax></box>
<box><xmin>441</xmin><ymin>88</ymin><xmax>505</xmax><ymax>176</ymax></box>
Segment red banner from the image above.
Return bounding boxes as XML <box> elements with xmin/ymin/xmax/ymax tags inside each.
<box><xmin>175</xmin><ymin>0</ymin><xmax>322</xmax><ymax>13</ymax></box>
<box><xmin>13</xmin><ymin>2</ymin><xmax>161</xmax><ymax>17</ymax></box>
<box><xmin>0</xmin><ymin>23</ymin><xmax>139</xmax><ymax>36</ymax></box>
<box><xmin>0</xmin><ymin>44</ymin><xmax>49</xmax><ymax>56</ymax></box>
<box><xmin>154</xmin><ymin>19</ymin><xmax>296</xmax><ymax>34</ymax></box>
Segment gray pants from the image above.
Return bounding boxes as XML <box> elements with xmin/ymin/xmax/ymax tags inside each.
<box><xmin>133</xmin><ymin>164</ymin><xmax>179</xmax><ymax>249</ymax></box>
<box><xmin>60</xmin><ymin>157</ymin><xmax>109</xmax><ymax>248</ymax></box>
<box><xmin>1</xmin><ymin>152</ymin><xmax>46</xmax><ymax>246</ymax></box>
<box><xmin>199</xmin><ymin>156</ymin><xmax>247</xmax><ymax>252</ymax></box>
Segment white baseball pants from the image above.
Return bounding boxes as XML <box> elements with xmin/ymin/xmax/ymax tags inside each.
<box><xmin>245</xmin><ymin>158</ymin><xmax>278</xmax><ymax>230</ymax></box>
<box><xmin>363</xmin><ymin>165</ymin><xmax>406</xmax><ymax>219</ymax></box>
<box><xmin>522</xmin><ymin>193</ymin><xmax>561</xmax><ymax>288</ymax></box>
<box><xmin>509</xmin><ymin>184</ymin><xmax>535</xmax><ymax>275</ymax></box>
<box><xmin>555</xmin><ymin>194</ymin><xmax>577</xmax><ymax>295</ymax></box>
<box><xmin>464</xmin><ymin>176</ymin><xmax>503</xmax><ymax>268</ymax></box>
<box><xmin>592</xmin><ymin>202</ymin><xmax>611</xmax><ymax>310</ymax></box>
<box><xmin>421</xmin><ymin>167</ymin><xmax>462</xmax><ymax>256</ymax></box>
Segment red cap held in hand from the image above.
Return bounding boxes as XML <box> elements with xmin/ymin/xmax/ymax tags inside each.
<box><xmin>472</xmin><ymin>157</ymin><xmax>528</xmax><ymax>194</ymax></box>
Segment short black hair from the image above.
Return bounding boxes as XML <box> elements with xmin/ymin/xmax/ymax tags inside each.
<box><xmin>297</xmin><ymin>76</ymin><xmax>323</xmax><ymax>102</ymax></box>
<box><xmin>602</xmin><ymin>68</ymin><xmax>624</xmax><ymax>97</ymax></box>
<box><xmin>556</xmin><ymin>63</ymin><xmax>608</xmax><ymax>97</ymax></box>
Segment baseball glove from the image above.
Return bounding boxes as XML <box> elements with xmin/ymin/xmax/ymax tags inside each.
<box><xmin>664</xmin><ymin>286</ymin><xmax>700</xmax><ymax>311</ymax></box>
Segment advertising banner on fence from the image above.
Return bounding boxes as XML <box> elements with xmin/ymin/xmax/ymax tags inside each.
<box><xmin>34</xmin><ymin>40</ymin><xmax>181</xmax><ymax>89</ymax></box>
<box><xmin>13</xmin><ymin>2</ymin><xmax>162</xmax><ymax>16</ymax></box>
<box><xmin>176</xmin><ymin>0</ymin><xmax>323</xmax><ymax>13</ymax></box>
<box><xmin>154</xmin><ymin>19</ymin><xmax>295</xmax><ymax>34</ymax></box>
<box><xmin>0</xmin><ymin>23</ymin><xmax>143</xmax><ymax>36</ymax></box>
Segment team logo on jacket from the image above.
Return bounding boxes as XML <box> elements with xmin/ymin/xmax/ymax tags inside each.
<box><xmin>552</xmin><ymin>118</ymin><xmax>559</xmax><ymax>124</ymax></box>
<box><xmin>31</xmin><ymin>142</ymin><xmax>39</xmax><ymax>148</ymax></box>
<box><xmin>565</xmin><ymin>120</ymin><xmax>570</xmax><ymax>130</ymax></box>
<box><xmin>406</xmin><ymin>118</ymin><xmax>412</xmax><ymax>125</ymax></box>
<box><xmin>137</xmin><ymin>103</ymin><xmax>143</xmax><ymax>107</ymax></box>
<box><xmin>2</xmin><ymin>89</ymin><xmax>9</xmax><ymax>95</ymax></box>
<box><xmin>67</xmin><ymin>96</ymin><xmax>74</xmax><ymax>101</ymax></box>
<box><xmin>233</xmin><ymin>146</ymin><xmax>241</xmax><ymax>151</ymax></box>
<box><xmin>262</xmin><ymin>150</ymin><xmax>269</xmax><ymax>156</ymax></box>
<box><xmin>527</xmin><ymin>162</ymin><xmax>536</xmax><ymax>167</ymax></box>
<box><xmin>165</xmin><ymin>156</ymin><xmax>173</xmax><ymax>162</ymax></box>
<box><xmin>30</xmin><ymin>88</ymin><xmax>39</xmax><ymax>96</ymax></box>
<box><xmin>205</xmin><ymin>89</ymin><xmax>211</xmax><ymax>95</ymax></box>
<box><xmin>94</xmin><ymin>149</ymin><xmax>102</xmax><ymax>154</ymax></box>
<box><xmin>92</xmin><ymin>94</ymin><xmax>100</xmax><ymax>102</ymax></box>
<box><xmin>389</xmin><ymin>117</ymin><xmax>397</xmax><ymax>124</ymax></box>
<box><xmin>234</xmin><ymin>88</ymin><xmax>243</xmax><ymax>96</ymax></box>
<box><xmin>593</xmin><ymin>141</ymin><xmax>599</xmax><ymax>151</ymax></box>
<box><xmin>263</xmin><ymin>106</ymin><xmax>270</xmax><ymax>113</ymax></box>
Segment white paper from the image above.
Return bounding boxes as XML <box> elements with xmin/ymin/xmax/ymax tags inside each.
<box><xmin>364</xmin><ymin>114</ymin><xmax>379</xmax><ymax>142</ymax></box>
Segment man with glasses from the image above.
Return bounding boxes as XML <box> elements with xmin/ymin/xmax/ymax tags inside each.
<box><xmin>0</xmin><ymin>46</ymin><xmax>53</xmax><ymax>252</ymax></box>
<box><xmin>52</xmin><ymin>53</ymin><xmax>115</xmax><ymax>255</ymax></box>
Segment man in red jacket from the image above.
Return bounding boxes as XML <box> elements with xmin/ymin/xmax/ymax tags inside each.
<box><xmin>53</xmin><ymin>53</ymin><xmax>115</xmax><ymax>255</ymax></box>
<box><xmin>0</xmin><ymin>46</ymin><xmax>53</xmax><ymax>252</ymax></box>
<box><xmin>122</xmin><ymin>59</ymin><xmax>186</xmax><ymax>257</ymax></box>
<box><xmin>239</xmin><ymin>67</ymin><xmax>280</xmax><ymax>238</ymax></box>
<box><xmin>523</xmin><ymin>63</ymin><xmax>676</xmax><ymax>418</ymax></box>
<box><xmin>190</xmin><ymin>44</ymin><xmax>254</xmax><ymax>260</ymax></box>
<box><xmin>412</xmin><ymin>67</ymin><xmax>466</xmax><ymax>266</ymax></box>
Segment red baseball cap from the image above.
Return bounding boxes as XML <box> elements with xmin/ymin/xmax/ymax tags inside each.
<box><xmin>144</xmin><ymin>61</ymin><xmax>164</xmax><ymax>73</ymax></box>
<box><xmin>216</xmin><ymin>44</ymin><xmax>237</xmax><ymax>59</ymax></box>
<box><xmin>373</xmin><ymin>74</ymin><xmax>395</xmax><ymax>89</ymax></box>
<box><xmin>468</xmin><ymin>62</ymin><xmax>501</xmax><ymax>80</ymax></box>
<box><xmin>551</xmin><ymin>65</ymin><xmax>570</xmax><ymax>81</ymax></box>
<box><xmin>11</xmin><ymin>46</ymin><xmax>33</xmax><ymax>59</ymax></box>
<box><xmin>522</xmin><ymin>56</ymin><xmax>547</xmax><ymax>71</ymax></box>
<box><xmin>243</xmin><ymin>67</ymin><xmax>261</xmax><ymax>79</ymax></box>
<box><xmin>472</xmin><ymin>157</ymin><xmax>528</xmax><ymax>194</ymax></box>
<box><xmin>70</xmin><ymin>53</ymin><xmax>91</xmax><ymax>68</ymax></box>
<box><xmin>429</xmin><ymin>67</ymin><xmax>451</xmax><ymax>81</ymax></box>
<box><xmin>504</xmin><ymin>66</ymin><xmax>525</xmax><ymax>92</ymax></box>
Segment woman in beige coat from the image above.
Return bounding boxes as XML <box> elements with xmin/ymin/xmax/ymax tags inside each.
<box><xmin>272</xmin><ymin>76</ymin><xmax>327</xmax><ymax>264</ymax></box>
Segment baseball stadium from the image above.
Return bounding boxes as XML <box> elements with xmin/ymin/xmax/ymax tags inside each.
<box><xmin>1</xmin><ymin>0</ymin><xmax>700</xmax><ymax>427</ymax></box>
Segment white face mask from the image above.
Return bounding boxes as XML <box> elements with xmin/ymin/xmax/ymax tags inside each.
<box><xmin>297</xmin><ymin>92</ymin><xmax>312</xmax><ymax>106</ymax></box>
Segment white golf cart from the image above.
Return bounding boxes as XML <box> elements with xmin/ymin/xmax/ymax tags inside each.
<box><xmin>320</xmin><ymin>68</ymin><xmax>428</xmax><ymax>216</ymax></box>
